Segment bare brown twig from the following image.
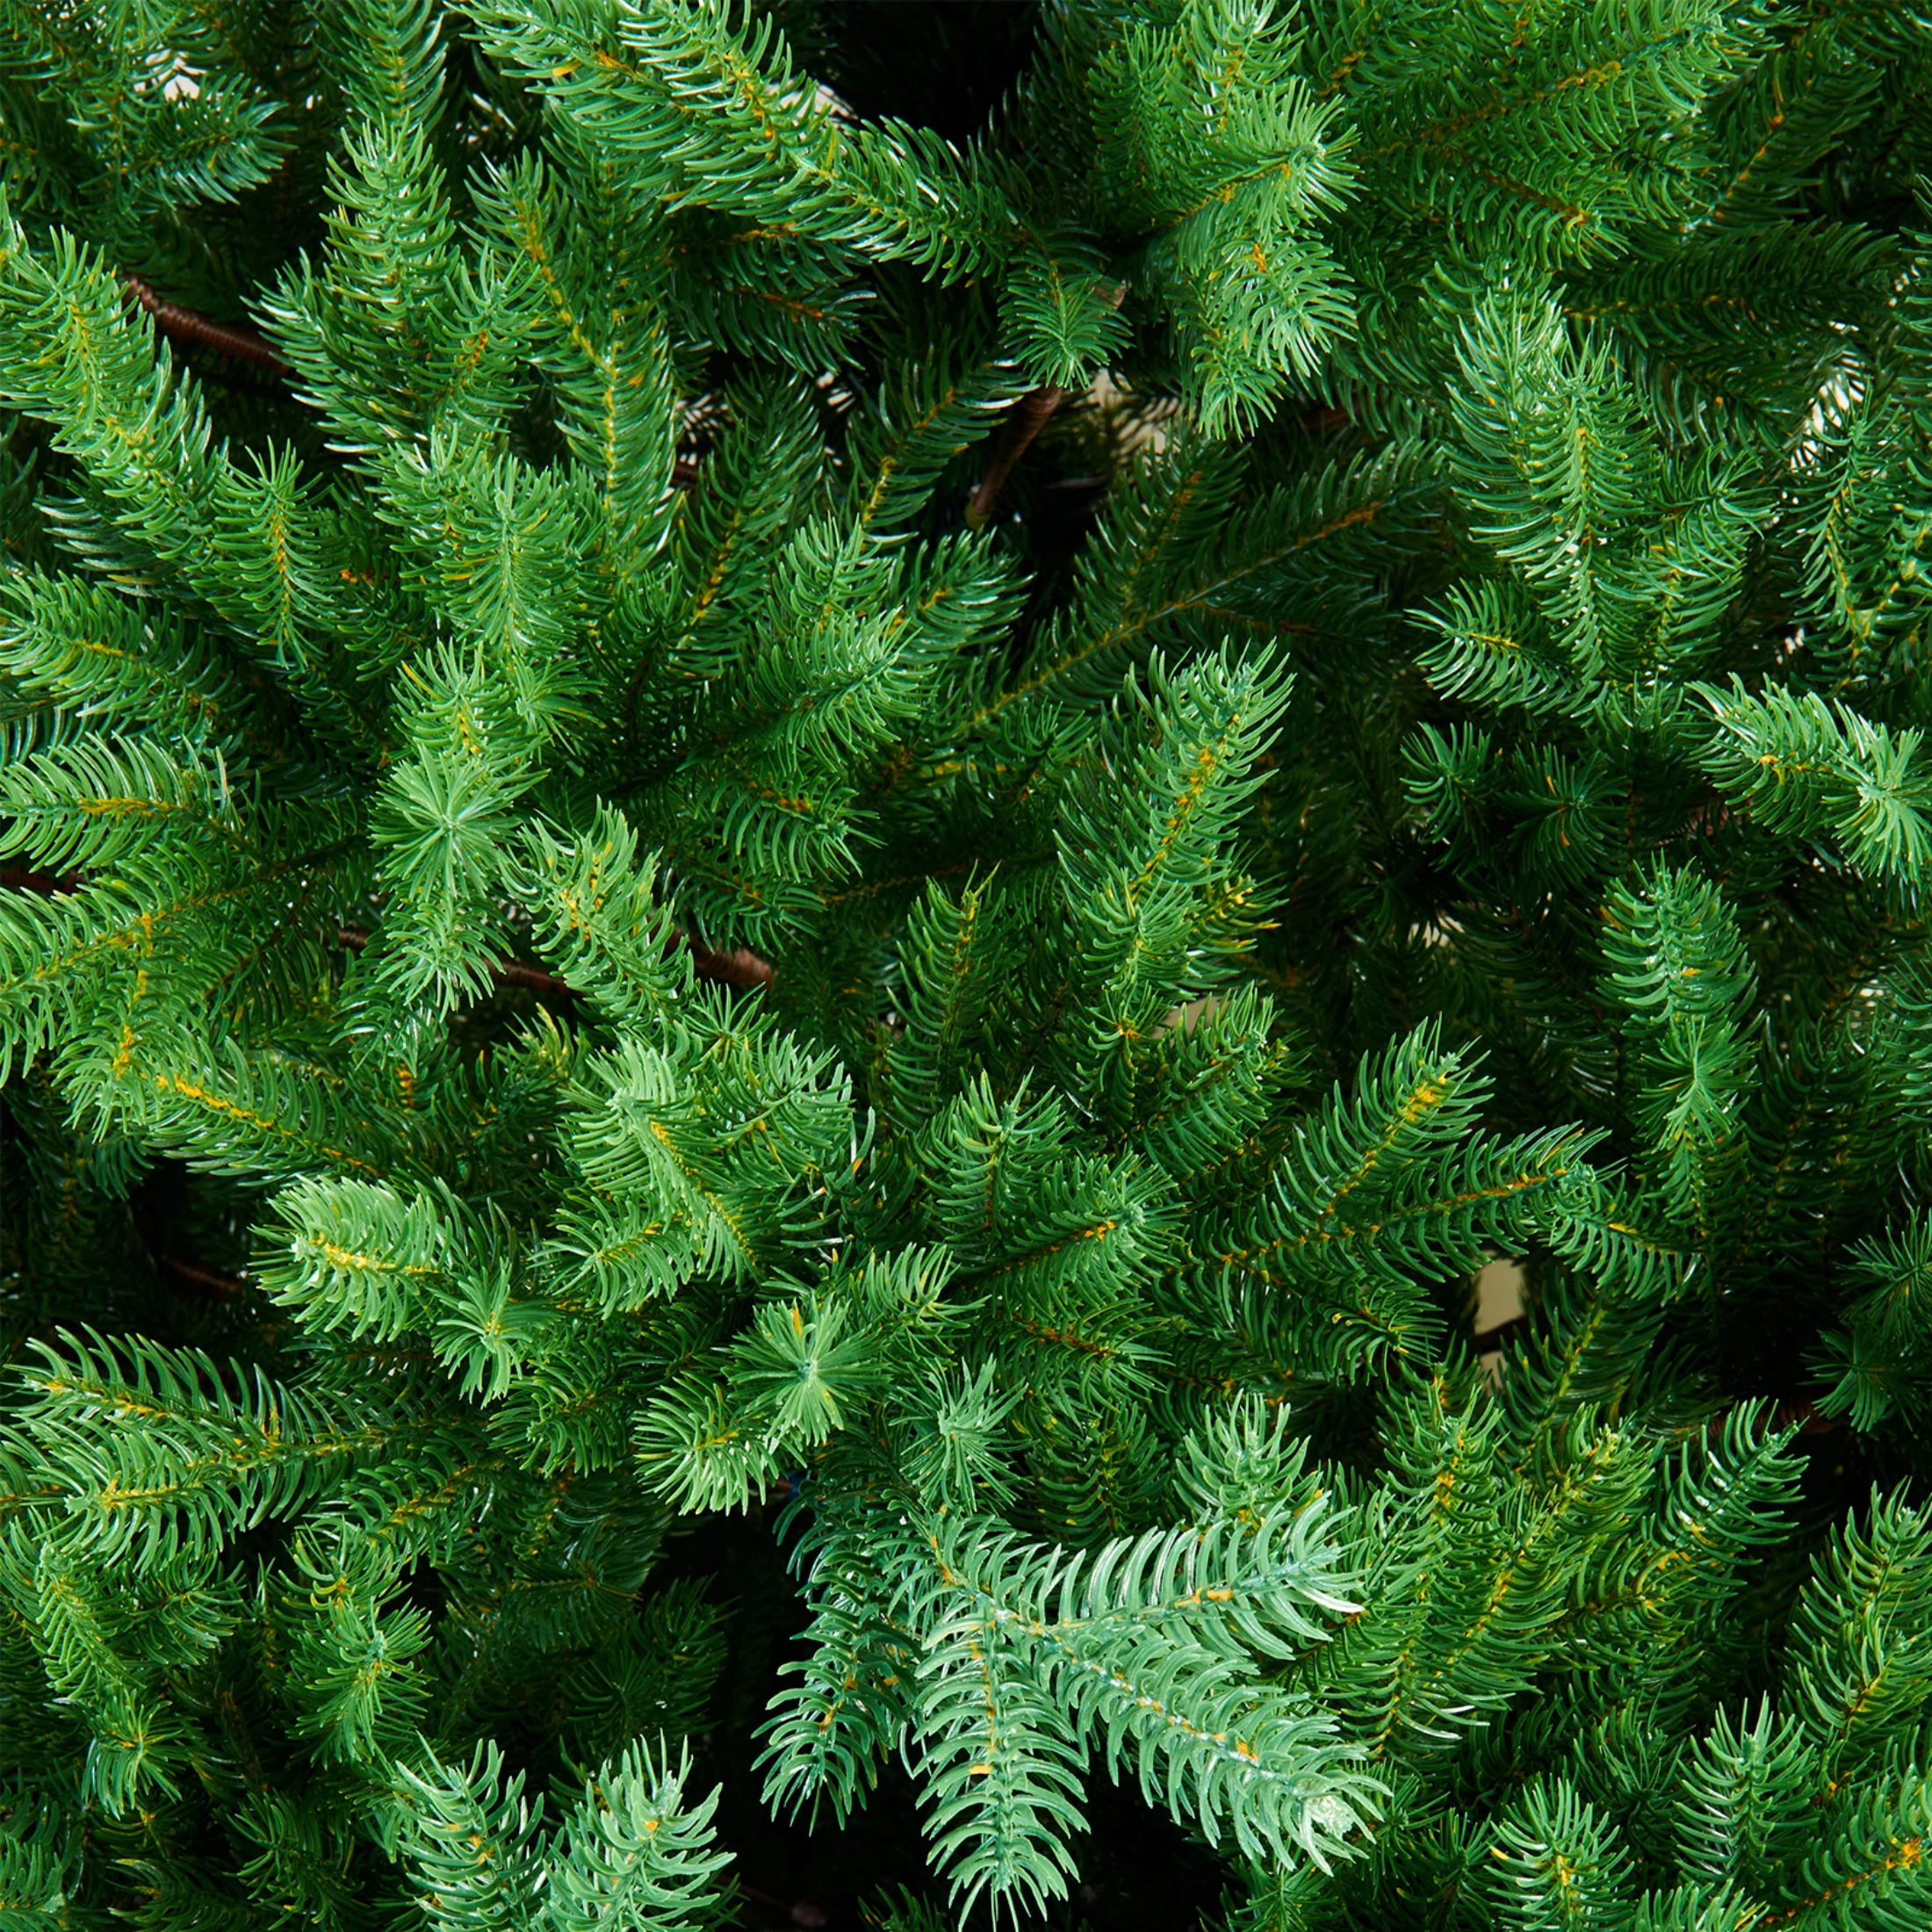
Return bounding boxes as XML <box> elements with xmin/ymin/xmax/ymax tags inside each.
<box><xmin>122</xmin><ymin>274</ymin><xmax>292</xmax><ymax>375</ymax></box>
<box><xmin>1</xmin><ymin>867</ymin><xmax>79</xmax><ymax>896</ymax></box>
<box><xmin>332</xmin><ymin>923</ymin><xmax>771</xmax><ymax>997</ymax></box>
<box><xmin>161</xmin><ymin>1255</ymin><xmax>248</xmax><ymax>1300</ymax></box>
<box><xmin>686</xmin><ymin>937</ymin><xmax>775</xmax><ymax>989</ymax></box>
<box><xmin>964</xmin><ymin>383</ymin><xmax>1068</xmax><ymax>531</ymax></box>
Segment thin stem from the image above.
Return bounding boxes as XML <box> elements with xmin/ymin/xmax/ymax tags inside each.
<box><xmin>332</xmin><ymin>923</ymin><xmax>772</xmax><ymax>994</ymax></box>
<box><xmin>160</xmin><ymin>1256</ymin><xmax>247</xmax><ymax>1300</ymax></box>
<box><xmin>964</xmin><ymin>384</ymin><xmax>1067</xmax><ymax>530</ymax></box>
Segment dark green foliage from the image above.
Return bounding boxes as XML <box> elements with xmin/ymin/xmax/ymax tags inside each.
<box><xmin>4</xmin><ymin>1</ymin><xmax>1932</xmax><ymax>1928</ymax></box>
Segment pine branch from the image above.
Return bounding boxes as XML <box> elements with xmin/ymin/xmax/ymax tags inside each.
<box><xmin>1</xmin><ymin>9</ymin><xmax>1929</xmax><ymax>1928</ymax></box>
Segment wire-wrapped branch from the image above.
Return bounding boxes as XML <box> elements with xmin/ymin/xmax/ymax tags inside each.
<box><xmin>121</xmin><ymin>274</ymin><xmax>292</xmax><ymax>375</ymax></box>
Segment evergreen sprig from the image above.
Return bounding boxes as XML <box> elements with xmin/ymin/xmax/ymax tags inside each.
<box><xmin>4</xmin><ymin>2</ymin><xmax>1932</xmax><ymax>1928</ymax></box>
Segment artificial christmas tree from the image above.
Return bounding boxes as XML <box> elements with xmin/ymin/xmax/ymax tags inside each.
<box><xmin>4</xmin><ymin>0</ymin><xmax>1932</xmax><ymax>1926</ymax></box>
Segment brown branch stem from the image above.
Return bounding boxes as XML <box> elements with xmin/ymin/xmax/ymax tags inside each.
<box><xmin>1</xmin><ymin>867</ymin><xmax>80</xmax><ymax>896</ymax></box>
<box><xmin>964</xmin><ymin>384</ymin><xmax>1067</xmax><ymax>530</ymax></box>
<box><xmin>686</xmin><ymin>936</ymin><xmax>775</xmax><ymax>990</ymax></box>
<box><xmin>332</xmin><ymin>924</ymin><xmax>772</xmax><ymax>996</ymax></box>
<box><xmin>161</xmin><ymin>1255</ymin><xmax>248</xmax><ymax>1300</ymax></box>
<box><xmin>122</xmin><ymin>275</ymin><xmax>292</xmax><ymax>375</ymax></box>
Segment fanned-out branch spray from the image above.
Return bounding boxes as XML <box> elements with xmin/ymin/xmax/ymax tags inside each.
<box><xmin>3</xmin><ymin>2</ymin><xmax>1932</xmax><ymax>1927</ymax></box>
